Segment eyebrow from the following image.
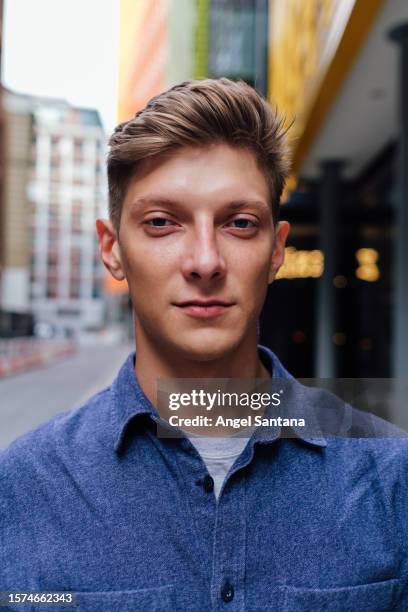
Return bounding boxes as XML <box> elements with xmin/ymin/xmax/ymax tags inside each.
<box><xmin>130</xmin><ymin>196</ymin><xmax>270</xmax><ymax>213</ymax></box>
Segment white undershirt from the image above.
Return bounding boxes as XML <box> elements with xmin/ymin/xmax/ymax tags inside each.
<box><xmin>186</xmin><ymin>429</ymin><xmax>255</xmax><ymax>499</ymax></box>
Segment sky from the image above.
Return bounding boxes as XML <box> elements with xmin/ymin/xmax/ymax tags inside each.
<box><xmin>2</xmin><ymin>0</ymin><xmax>120</xmax><ymax>134</ymax></box>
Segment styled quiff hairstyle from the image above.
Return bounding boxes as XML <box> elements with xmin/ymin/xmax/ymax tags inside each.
<box><xmin>108</xmin><ymin>77</ymin><xmax>290</xmax><ymax>230</ymax></box>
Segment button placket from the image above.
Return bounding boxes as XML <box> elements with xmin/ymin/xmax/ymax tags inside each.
<box><xmin>210</xmin><ymin>474</ymin><xmax>247</xmax><ymax>611</ymax></box>
<box><xmin>160</xmin><ymin>434</ymin><xmax>217</xmax><ymax>581</ymax></box>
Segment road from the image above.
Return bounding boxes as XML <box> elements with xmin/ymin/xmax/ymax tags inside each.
<box><xmin>0</xmin><ymin>341</ymin><xmax>133</xmax><ymax>449</ymax></box>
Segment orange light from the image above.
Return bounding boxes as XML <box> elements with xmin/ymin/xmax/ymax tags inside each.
<box><xmin>104</xmin><ymin>273</ymin><xmax>129</xmax><ymax>295</ymax></box>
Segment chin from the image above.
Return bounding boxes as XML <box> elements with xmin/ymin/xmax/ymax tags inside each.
<box><xmin>174</xmin><ymin>330</ymin><xmax>243</xmax><ymax>362</ymax></box>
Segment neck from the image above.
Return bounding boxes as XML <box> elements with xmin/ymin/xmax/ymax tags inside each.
<box><xmin>134</xmin><ymin>329</ymin><xmax>271</xmax><ymax>411</ymax></box>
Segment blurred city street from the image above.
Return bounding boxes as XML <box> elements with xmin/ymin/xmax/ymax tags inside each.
<box><xmin>0</xmin><ymin>337</ymin><xmax>133</xmax><ymax>449</ymax></box>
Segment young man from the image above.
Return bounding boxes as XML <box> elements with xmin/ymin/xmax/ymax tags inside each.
<box><xmin>1</xmin><ymin>78</ymin><xmax>407</xmax><ymax>611</ymax></box>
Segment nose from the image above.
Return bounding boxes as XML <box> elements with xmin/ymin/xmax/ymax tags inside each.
<box><xmin>181</xmin><ymin>222</ymin><xmax>227</xmax><ymax>282</ymax></box>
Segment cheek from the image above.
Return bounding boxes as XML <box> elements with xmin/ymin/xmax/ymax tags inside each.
<box><xmin>232</xmin><ymin>244</ymin><xmax>272</xmax><ymax>285</ymax></box>
<box><xmin>121</xmin><ymin>241</ymin><xmax>177</xmax><ymax>289</ymax></box>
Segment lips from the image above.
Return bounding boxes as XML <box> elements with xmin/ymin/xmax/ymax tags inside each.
<box><xmin>177</xmin><ymin>300</ymin><xmax>233</xmax><ymax>307</ymax></box>
<box><xmin>174</xmin><ymin>299</ymin><xmax>235</xmax><ymax>319</ymax></box>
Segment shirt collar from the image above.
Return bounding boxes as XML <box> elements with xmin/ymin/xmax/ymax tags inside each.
<box><xmin>111</xmin><ymin>345</ymin><xmax>327</xmax><ymax>454</ymax></box>
<box><xmin>254</xmin><ymin>345</ymin><xmax>328</xmax><ymax>448</ymax></box>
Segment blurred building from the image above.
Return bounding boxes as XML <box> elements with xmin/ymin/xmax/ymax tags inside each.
<box><xmin>119</xmin><ymin>0</ymin><xmax>196</xmax><ymax>120</ymax></box>
<box><xmin>119</xmin><ymin>0</ymin><xmax>268</xmax><ymax>119</ymax></box>
<box><xmin>208</xmin><ymin>0</ymin><xmax>268</xmax><ymax>94</ymax></box>
<box><xmin>0</xmin><ymin>0</ymin><xmax>3</xmax><ymax>257</ymax></box>
<box><xmin>264</xmin><ymin>0</ymin><xmax>408</xmax><ymax>385</ymax></box>
<box><xmin>1</xmin><ymin>90</ymin><xmax>107</xmax><ymax>336</ymax></box>
<box><xmin>1</xmin><ymin>91</ymin><xmax>31</xmax><ymax>313</ymax></box>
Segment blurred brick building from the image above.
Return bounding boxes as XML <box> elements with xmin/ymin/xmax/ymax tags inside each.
<box><xmin>1</xmin><ymin>91</ymin><xmax>107</xmax><ymax>336</ymax></box>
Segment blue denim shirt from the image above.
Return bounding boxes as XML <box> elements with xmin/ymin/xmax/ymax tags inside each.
<box><xmin>1</xmin><ymin>345</ymin><xmax>408</xmax><ymax>611</ymax></box>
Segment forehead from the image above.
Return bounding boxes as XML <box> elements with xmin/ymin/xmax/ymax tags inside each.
<box><xmin>124</xmin><ymin>143</ymin><xmax>270</xmax><ymax>208</ymax></box>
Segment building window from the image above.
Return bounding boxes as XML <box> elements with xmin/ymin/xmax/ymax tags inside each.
<box><xmin>48</xmin><ymin>225</ymin><xmax>59</xmax><ymax>243</ymax></box>
<box><xmin>74</xmin><ymin>138</ymin><xmax>83</xmax><ymax>161</ymax></box>
<box><xmin>48</xmin><ymin>204</ymin><xmax>59</xmax><ymax>226</ymax></box>
<box><xmin>70</xmin><ymin>247</ymin><xmax>81</xmax><ymax>267</ymax></box>
<box><xmin>46</xmin><ymin>278</ymin><xmax>58</xmax><ymax>299</ymax></box>
<box><xmin>71</xmin><ymin>206</ymin><xmax>82</xmax><ymax>232</ymax></box>
<box><xmin>50</xmin><ymin>154</ymin><xmax>60</xmax><ymax>170</ymax></box>
<box><xmin>70</xmin><ymin>278</ymin><xmax>80</xmax><ymax>299</ymax></box>
<box><xmin>47</xmin><ymin>251</ymin><xmax>58</xmax><ymax>267</ymax></box>
<box><xmin>92</xmin><ymin>282</ymin><xmax>102</xmax><ymax>298</ymax></box>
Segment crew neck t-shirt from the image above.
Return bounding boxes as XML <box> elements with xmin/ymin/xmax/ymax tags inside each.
<box><xmin>185</xmin><ymin>430</ymin><xmax>255</xmax><ymax>499</ymax></box>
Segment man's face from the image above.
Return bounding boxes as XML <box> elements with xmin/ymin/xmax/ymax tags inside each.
<box><xmin>98</xmin><ymin>143</ymin><xmax>289</xmax><ymax>362</ymax></box>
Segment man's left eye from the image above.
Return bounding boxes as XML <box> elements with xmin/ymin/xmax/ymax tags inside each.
<box><xmin>229</xmin><ymin>218</ymin><xmax>256</xmax><ymax>229</ymax></box>
<box><xmin>147</xmin><ymin>218</ymin><xmax>173</xmax><ymax>227</ymax></box>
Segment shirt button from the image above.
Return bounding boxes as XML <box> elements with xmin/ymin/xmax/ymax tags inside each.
<box><xmin>202</xmin><ymin>474</ymin><xmax>214</xmax><ymax>493</ymax></box>
<box><xmin>221</xmin><ymin>581</ymin><xmax>234</xmax><ymax>603</ymax></box>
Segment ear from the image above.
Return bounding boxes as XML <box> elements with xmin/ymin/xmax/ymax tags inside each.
<box><xmin>268</xmin><ymin>221</ymin><xmax>290</xmax><ymax>284</ymax></box>
<box><xmin>95</xmin><ymin>219</ymin><xmax>126</xmax><ymax>281</ymax></box>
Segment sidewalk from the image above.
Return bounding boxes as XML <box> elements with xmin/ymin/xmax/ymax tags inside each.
<box><xmin>0</xmin><ymin>337</ymin><xmax>76</xmax><ymax>379</ymax></box>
